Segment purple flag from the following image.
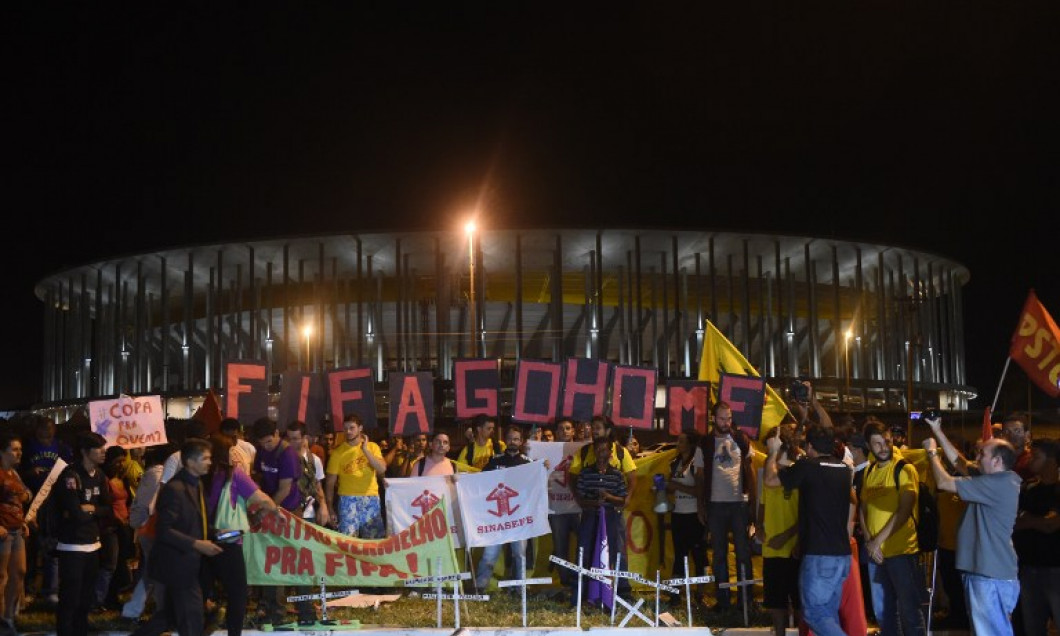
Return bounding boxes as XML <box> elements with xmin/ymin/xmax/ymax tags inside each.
<box><xmin>585</xmin><ymin>505</ymin><xmax>613</xmax><ymax>609</ymax></box>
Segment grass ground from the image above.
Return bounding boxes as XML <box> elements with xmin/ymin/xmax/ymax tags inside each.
<box><xmin>16</xmin><ymin>587</ymin><xmax>773</xmax><ymax>633</ymax></box>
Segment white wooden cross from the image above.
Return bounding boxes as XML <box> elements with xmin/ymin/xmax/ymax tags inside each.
<box><xmin>716</xmin><ymin>564</ymin><xmax>762</xmax><ymax>626</ymax></box>
<box><xmin>496</xmin><ymin>559</ymin><xmax>553</xmax><ymax>627</ymax></box>
<box><xmin>662</xmin><ymin>555</ymin><xmax>715</xmax><ymax>627</ymax></box>
<box><xmin>403</xmin><ymin>557</ymin><xmax>480</xmax><ymax>628</ymax></box>
<box><xmin>285</xmin><ymin>576</ymin><xmax>359</xmax><ymax>625</ymax></box>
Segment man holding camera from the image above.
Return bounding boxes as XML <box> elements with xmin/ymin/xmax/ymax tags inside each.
<box><xmin>922</xmin><ymin>414</ymin><xmax>1021</xmax><ymax>635</ymax></box>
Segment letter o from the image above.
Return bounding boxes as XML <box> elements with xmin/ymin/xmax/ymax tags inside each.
<box><xmin>625</xmin><ymin>510</ymin><xmax>652</xmax><ymax>555</ymax></box>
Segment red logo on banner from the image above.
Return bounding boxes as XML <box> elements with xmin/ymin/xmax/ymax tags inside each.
<box><xmin>486</xmin><ymin>483</ymin><xmax>521</xmax><ymax>517</ymax></box>
<box><xmin>552</xmin><ymin>456</ymin><xmax>572</xmax><ymax>487</ymax></box>
<box><xmin>411</xmin><ymin>490</ymin><xmax>440</xmax><ymax>518</ymax></box>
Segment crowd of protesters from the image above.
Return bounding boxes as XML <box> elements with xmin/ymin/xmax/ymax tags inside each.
<box><xmin>0</xmin><ymin>392</ymin><xmax>1054</xmax><ymax>635</ymax></box>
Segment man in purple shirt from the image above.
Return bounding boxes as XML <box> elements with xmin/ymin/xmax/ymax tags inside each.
<box><xmin>251</xmin><ymin>417</ymin><xmax>304</xmax><ymax>626</ymax></box>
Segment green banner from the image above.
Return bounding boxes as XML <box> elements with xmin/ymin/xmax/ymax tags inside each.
<box><xmin>244</xmin><ymin>502</ymin><xmax>459</xmax><ymax>586</ymax></box>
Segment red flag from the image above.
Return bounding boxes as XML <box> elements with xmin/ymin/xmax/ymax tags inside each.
<box><xmin>193</xmin><ymin>389</ymin><xmax>224</xmax><ymax>435</ymax></box>
<box><xmin>1009</xmin><ymin>290</ymin><xmax>1060</xmax><ymax>398</ymax></box>
<box><xmin>981</xmin><ymin>406</ymin><xmax>993</xmax><ymax>443</ymax></box>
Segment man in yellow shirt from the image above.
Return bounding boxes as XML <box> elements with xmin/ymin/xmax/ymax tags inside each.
<box><xmin>324</xmin><ymin>413</ymin><xmax>387</xmax><ymax>538</ymax></box>
<box><xmin>860</xmin><ymin>418</ymin><xmax>926</xmax><ymax>635</ymax></box>
<box><xmin>456</xmin><ymin>415</ymin><xmax>505</xmax><ymax>470</ymax></box>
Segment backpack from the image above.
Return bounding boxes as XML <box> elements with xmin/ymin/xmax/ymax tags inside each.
<box><xmin>856</xmin><ymin>459</ymin><xmax>938</xmax><ymax>553</ymax></box>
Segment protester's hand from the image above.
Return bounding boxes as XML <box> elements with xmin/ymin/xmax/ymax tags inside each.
<box><xmin>766</xmin><ymin>435</ymin><xmax>782</xmax><ymax>456</ymax></box>
<box><xmin>317</xmin><ymin>505</ymin><xmax>330</xmax><ymax>528</ymax></box>
<box><xmin>21</xmin><ymin>523</ymin><xmax>29</xmax><ymax>538</ymax></box>
<box><xmin>923</xmin><ymin>438</ymin><xmax>938</xmax><ymax>452</ymax></box>
<box><xmin>0</xmin><ymin>527</ymin><xmax>7</xmax><ymax>540</ymax></box>
<box><xmin>925</xmin><ymin>415</ymin><xmax>942</xmax><ymax>431</ymax></box>
<box><xmin>194</xmin><ymin>539</ymin><xmax>224</xmax><ymax>556</ymax></box>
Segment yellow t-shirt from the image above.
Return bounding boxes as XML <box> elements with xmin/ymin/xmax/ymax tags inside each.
<box><xmin>762</xmin><ymin>483</ymin><xmax>800</xmax><ymax>558</ymax></box>
<box><xmin>326</xmin><ymin>441</ymin><xmax>383</xmax><ymax>497</ymax></box>
<box><xmin>862</xmin><ymin>460</ymin><xmax>919</xmax><ymax>557</ymax></box>
<box><xmin>567</xmin><ymin>441</ymin><xmax>637</xmax><ymax>476</ymax></box>
<box><xmin>456</xmin><ymin>439</ymin><xmax>506</xmax><ymax>470</ymax></box>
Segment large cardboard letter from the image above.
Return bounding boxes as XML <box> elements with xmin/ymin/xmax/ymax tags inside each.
<box><xmin>277</xmin><ymin>372</ymin><xmax>327</xmax><ymax>435</ymax></box>
<box><xmin>453</xmin><ymin>359</ymin><xmax>500</xmax><ymax>418</ymax></box>
<box><xmin>512</xmin><ymin>360</ymin><xmax>562</xmax><ymax>425</ymax></box>
<box><xmin>389</xmin><ymin>372</ymin><xmax>434</xmax><ymax>435</ymax></box>
<box><xmin>667</xmin><ymin>380</ymin><xmax>710</xmax><ymax>435</ymax></box>
<box><xmin>327</xmin><ymin>366</ymin><xmax>377</xmax><ymax>431</ymax></box>
<box><xmin>612</xmin><ymin>365</ymin><xmax>657</xmax><ymax>429</ymax></box>
<box><xmin>718</xmin><ymin>372</ymin><xmax>766</xmax><ymax>440</ymax></box>
<box><xmin>225</xmin><ymin>361</ymin><xmax>268</xmax><ymax>426</ymax></box>
<box><xmin>561</xmin><ymin>357</ymin><xmax>611</xmax><ymax>422</ymax></box>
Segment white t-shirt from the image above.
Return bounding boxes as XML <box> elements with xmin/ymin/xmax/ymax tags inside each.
<box><xmin>672</xmin><ymin>447</ymin><xmax>705</xmax><ymax>514</ymax></box>
<box><xmin>709</xmin><ymin>434</ymin><xmax>744</xmax><ymax>503</ymax></box>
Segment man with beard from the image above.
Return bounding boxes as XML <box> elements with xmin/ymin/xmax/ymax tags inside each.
<box><xmin>860</xmin><ymin>418</ymin><xmax>925</xmax><ymax>635</ymax></box>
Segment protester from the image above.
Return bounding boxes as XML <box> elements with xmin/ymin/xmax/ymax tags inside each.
<box><xmin>0</xmin><ymin>431</ymin><xmax>29</xmax><ymax>633</ymax></box>
<box><xmin>456</xmin><ymin>415</ymin><xmax>504</xmax><ymax>470</ymax></box>
<box><xmin>95</xmin><ymin>445</ymin><xmax>134</xmax><ymax>611</ymax></box>
<box><xmin>20</xmin><ymin>415</ymin><xmax>71</xmax><ymax>606</ymax></box>
<box><xmin>324</xmin><ymin>413</ymin><xmax>386</xmax><ymax>538</ymax></box>
<box><xmin>1011</xmin><ymin>437</ymin><xmax>1060</xmax><ymax>636</ymax></box>
<box><xmin>757</xmin><ymin>422</ymin><xmax>804</xmax><ymax>635</ymax></box>
<box><xmin>120</xmin><ymin>446</ymin><xmax>169</xmax><ymax>627</ymax></box>
<box><xmin>860</xmin><ymin>418</ymin><xmax>926</xmax><ymax>635</ymax></box>
<box><xmin>220</xmin><ymin>418</ymin><xmax>255</xmax><ymax>475</ymax></box>
<box><xmin>922</xmin><ymin>415</ymin><xmax>1021</xmax><ymax>635</ymax></box>
<box><xmin>131</xmin><ymin>438</ymin><xmax>223</xmax><ymax>636</ymax></box>
<box><xmin>55</xmin><ymin>432</ymin><xmax>111</xmax><ymax>636</ymax></box>
<box><xmin>547</xmin><ymin>418</ymin><xmax>581</xmax><ymax>591</ymax></box>
<box><xmin>1001</xmin><ymin>411</ymin><xmax>1035</xmax><ymax>481</ymax></box>
<box><xmin>409</xmin><ymin>433</ymin><xmax>455</xmax><ymax>476</ymax></box>
<box><xmin>667</xmin><ymin>431</ymin><xmax>706</xmax><ymax>605</ymax></box>
<box><xmin>475</xmin><ymin>426</ymin><xmax>531</xmax><ymax>592</ymax></box>
<box><xmin>251</xmin><ymin>417</ymin><xmax>305</xmax><ymax>626</ymax></box>
<box><xmin>765</xmin><ymin>425</ymin><xmax>853</xmax><ymax>636</ymax></box>
<box><xmin>572</xmin><ymin>437</ymin><xmax>631</xmax><ymax>606</ymax></box>
<box><xmin>200</xmin><ymin>433</ymin><xmax>281</xmax><ymax>635</ymax></box>
<box><xmin>700</xmin><ymin>401</ymin><xmax>757</xmax><ymax>613</ymax></box>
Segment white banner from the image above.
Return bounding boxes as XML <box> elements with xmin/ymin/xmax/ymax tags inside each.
<box><xmin>526</xmin><ymin>440</ymin><xmax>587</xmax><ymax>515</ymax></box>
<box><xmin>384</xmin><ymin>475</ymin><xmax>464</xmax><ymax>548</ymax></box>
<box><xmin>25</xmin><ymin>458</ymin><xmax>67</xmax><ymax>524</ymax></box>
<box><xmin>89</xmin><ymin>394</ymin><xmax>167</xmax><ymax>448</ymax></box>
<box><xmin>455</xmin><ymin>461</ymin><xmax>551</xmax><ymax>548</ymax></box>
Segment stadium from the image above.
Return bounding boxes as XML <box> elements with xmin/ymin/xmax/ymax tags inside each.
<box><xmin>33</xmin><ymin>228</ymin><xmax>973</xmax><ymax>424</ymax></box>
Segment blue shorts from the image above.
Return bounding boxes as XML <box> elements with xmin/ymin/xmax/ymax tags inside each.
<box><xmin>337</xmin><ymin>495</ymin><xmax>385</xmax><ymax>539</ymax></box>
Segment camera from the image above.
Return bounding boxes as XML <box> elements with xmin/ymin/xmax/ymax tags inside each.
<box><xmin>921</xmin><ymin>408</ymin><xmax>940</xmax><ymax>421</ymax></box>
<box><xmin>216</xmin><ymin>529</ymin><xmax>244</xmax><ymax>543</ymax></box>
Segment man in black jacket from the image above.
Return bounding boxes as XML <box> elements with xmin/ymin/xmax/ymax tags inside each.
<box><xmin>132</xmin><ymin>438</ymin><xmax>222</xmax><ymax>636</ymax></box>
<box><xmin>55</xmin><ymin>431</ymin><xmax>111</xmax><ymax>636</ymax></box>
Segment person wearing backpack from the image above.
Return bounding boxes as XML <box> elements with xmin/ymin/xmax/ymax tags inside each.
<box><xmin>456</xmin><ymin>415</ymin><xmax>505</xmax><ymax>471</ymax></box>
<box><xmin>410</xmin><ymin>433</ymin><xmax>456</xmax><ymax>476</ymax></box>
<box><xmin>860</xmin><ymin>419</ymin><xmax>927</xmax><ymax>635</ymax></box>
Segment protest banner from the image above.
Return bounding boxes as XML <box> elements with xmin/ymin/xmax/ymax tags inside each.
<box><xmin>454</xmin><ymin>461</ymin><xmax>551</xmax><ymax>548</ymax></box>
<box><xmin>243</xmin><ymin>502</ymin><xmax>458</xmax><ymax>586</ymax></box>
<box><xmin>384</xmin><ymin>474</ymin><xmax>465</xmax><ymax>548</ymax></box>
<box><xmin>526</xmin><ymin>439</ymin><xmax>588</xmax><ymax>516</ymax></box>
<box><xmin>88</xmin><ymin>394</ymin><xmax>166</xmax><ymax>448</ymax></box>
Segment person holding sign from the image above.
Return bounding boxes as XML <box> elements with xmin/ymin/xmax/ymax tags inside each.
<box><xmin>474</xmin><ymin>426</ymin><xmax>532</xmax><ymax>592</ymax></box>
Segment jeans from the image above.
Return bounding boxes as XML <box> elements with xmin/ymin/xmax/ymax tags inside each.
<box><xmin>963</xmin><ymin>573</ymin><xmax>1018</xmax><ymax>636</ymax></box>
<box><xmin>475</xmin><ymin>539</ymin><xmax>527</xmax><ymax>591</ymax></box>
<box><xmin>707</xmin><ymin>500</ymin><xmax>753</xmax><ymax>607</ymax></box>
<box><xmin>548</xmin><ymin>512</ymin><xmax>580</xmax><ymax>586</ymax></box>
<box><xmin>867</xmin><ymin>552</ymin><xmax>926</xmax><ymax>635</ymax></box>
<box><xmin>800</xmin><ymin>554</ymin><xmax>849</xmax><ymax>636</ymax></box>
<box><xmin>1018</xmin><ymin>565</ymin><xmax>1060</xmax><ymax>636</ymax></box>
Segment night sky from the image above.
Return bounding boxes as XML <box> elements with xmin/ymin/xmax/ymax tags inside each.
<box><xmin>8</xmin><ymin>4</ymin><xmax>1059</xmax><ymax>412</ymax></box>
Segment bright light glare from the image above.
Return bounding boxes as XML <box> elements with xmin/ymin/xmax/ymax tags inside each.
<box><xmin>303</xmin><ymin>325</ymin><xmax>313</xmax><ymax>338</ymax></box>
<box><xmin>465</xmin><ymin>221</ymin><xmax>476</xmax><ymax>234</ymax></box>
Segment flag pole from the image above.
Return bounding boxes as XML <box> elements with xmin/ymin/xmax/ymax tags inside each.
<box><xmin>990</xmin><ymin>357</ymin><xmax>1012</xmax><ymax>414</ymax></box>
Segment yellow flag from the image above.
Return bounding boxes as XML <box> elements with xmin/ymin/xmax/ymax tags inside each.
<box><xmin>697</xmin><ymin>320</ymin><xmax>791</xmax><ymax>441</ymax></box>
